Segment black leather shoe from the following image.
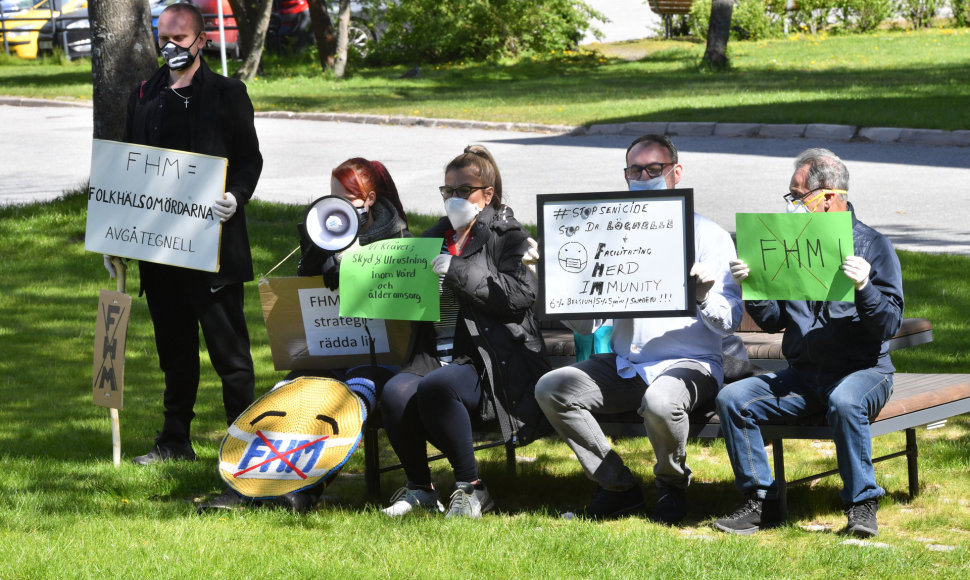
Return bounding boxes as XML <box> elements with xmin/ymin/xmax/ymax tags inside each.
<box><xmin>263</xmin><ymin>490</ymin><xmax>317</xmax><ymax>514</ymax></box>
<box><xmin>197</xmin><ymin>489</ymin><xmax>251</xmax><ymax>513</ymax></box>
<box><xmin>567</xmin><ymin>485</ymin><xmax>645</xmax><ymax>520</ymax></box>
<box><xmin>649</xmin><ymin>485</ymin><xmax>687</xmax><ymax>525</ymax></box>
<box><xmin>132</xmin><ymin>441</ymin><xmax>196</xmax><ymax>465</ymax></box>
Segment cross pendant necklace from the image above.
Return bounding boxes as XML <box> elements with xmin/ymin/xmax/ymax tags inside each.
<box><xmin>171</xmin><ymin>86</ymin><xmax>191</xmax><ymax>109</ymax></box>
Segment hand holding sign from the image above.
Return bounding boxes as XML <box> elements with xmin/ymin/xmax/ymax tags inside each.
<box><xmin>104</xmin><ymin>255</ymin><xmax>118</xmax><ymax>279</ymax></box>
<box><xmin>729</xmin><ymin>259</ymin><xmax>749</xmax><ymax>285</ymax></box>
<box><xmin>841</xmin><ymin>255</ymin><xmax>871</xmax><ymax>290</ymax></box>
<box><xmin>431</xmin><ymin>254</ymin><xmax>452</xmax><ymax>275</ymax></box>
<box><xmin>689</xmin><ymin>262</ymin><xmax>716</xmax><ymax>304</ymax></box>
<box><xmin>212</xmin><ymin>192</ymin><xmax>237</xmax><ymax>222</ymax></box>
<box><xmin>522</xmin><ymin>237</ymin><xmax>539</xmax><ymax>278</ymax></box>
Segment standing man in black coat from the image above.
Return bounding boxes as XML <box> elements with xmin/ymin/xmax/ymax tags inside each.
<box><xmin>105</xmin><ymin>2</ymin><xmax>263</xmax><ymax>464</ymax></box>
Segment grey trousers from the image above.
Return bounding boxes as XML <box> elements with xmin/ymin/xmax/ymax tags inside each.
<box><xmin>535</xmin><ymin>354</ymin><xmax>717</xmax><ymax>492</ymax></box>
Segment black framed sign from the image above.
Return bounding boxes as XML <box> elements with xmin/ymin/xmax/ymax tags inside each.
<box><xmin>536</xmin><ymin>189</ymin><xmax>695</xmax><ymax>320</ymax></box>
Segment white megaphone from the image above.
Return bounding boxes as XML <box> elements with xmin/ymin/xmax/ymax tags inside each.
<box><xmin>304</xmin><ymin>195</ymin><xmax>360</xmax><ymax>252</ymax></box>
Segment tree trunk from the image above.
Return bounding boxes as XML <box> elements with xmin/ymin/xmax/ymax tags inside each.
<box><xmin>702</xmin><ymin>0</ymin><xmax>735</xmax><ymax>70</ymax></box>
<box><xmin>89</xmin><ymin>0</ymin><xmax>158</xmax><ymax>141</ymax></box>
<box><xmin>333</xmin><ymin>0</ymin><xmax>351</xmax><ymax>78</ymax></box>
<box><xmin>227</xmin><ymin>0</ymin><xmax>274</xmax><ymax>81</ymax></box>
<box><xmin>307</xmin><ymin>0</ymin><xmax>336</xmax><ymax>71</ymax></box>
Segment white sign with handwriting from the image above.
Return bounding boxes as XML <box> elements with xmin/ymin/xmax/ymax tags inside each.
<box><xmin>537</xmin><ymin>190</ymin><xmax>695</xmax><ymax>319</ymax></box>
<box><xmin>84</xmin><ymin>139</ymin><xmax>226</xmax><ymax>272</ymax></box>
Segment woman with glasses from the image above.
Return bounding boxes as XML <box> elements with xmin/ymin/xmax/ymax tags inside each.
<box><xmin>378</xmin><ymin>145</ymin><xmax>551</xmax><ymax>518</ymax></box>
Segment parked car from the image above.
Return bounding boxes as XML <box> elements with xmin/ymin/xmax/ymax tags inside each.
<box><xmin>191</xmin><ymin>0</ymin><xmax>238</xmax><ymax>58</ymax></box>
<box><xmin>328</xmin><ymin>1</ymin><xmax>380</xmax><ymax>57</ymax></box>
<box><xmin>266</xmin><ymin>0</ymin><xmax>312</xmax><ymax>53</ymax></box>
<box><xmin>35</xmin><ymin>5</ymin><xmax>87</xmax><ymax>59</ymax></box>
<box><xmin>0</xmin><ymin>0</ymin><xmax>85</xmax><ymax>59</ymax></box>
<box><xmin>37</xmin><ymin>0</ymin><xmax>175</xmax><ymax>60</ymax></box>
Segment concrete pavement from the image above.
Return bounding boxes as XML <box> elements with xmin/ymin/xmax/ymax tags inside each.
<box><xmin>2</xmin><ymin>102</ymin><xmax>967</xmax><ymax>255</ymax></box>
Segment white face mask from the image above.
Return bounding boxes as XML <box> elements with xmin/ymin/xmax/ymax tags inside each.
<box><xmin>444</xmin><ymin>197</ymin><xmax>480</xmax><ymax>230</ymax></box>
<box><xmin>628</xmin><ymin>174</ymin><xmax>668</xmax><ymax>191</ymax></box>
<box><xmin>785</xmin><ymin>200</ymin><xmax>811</xmax><ymax>214</ymax></box>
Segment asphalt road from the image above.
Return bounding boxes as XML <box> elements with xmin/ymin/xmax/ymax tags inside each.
<box><xmin>3</xmin><ymin>103</ymin><xmax>967</xmax><ymax>255</ymax></box>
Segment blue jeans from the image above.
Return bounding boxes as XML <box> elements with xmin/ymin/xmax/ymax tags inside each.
<box><xmin>715</xmin><ymin>367</ymin><xmax>893</xmax><ymax>505</ymax></box>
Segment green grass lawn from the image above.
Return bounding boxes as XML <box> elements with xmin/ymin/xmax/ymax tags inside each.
<box><xmin>0</xmin><ymin>192</ymin><xmax>968</xmax><ymax>578</ymax></box>
<box><xmin>2</xmin><ymin>27</ymin><xmax>969</xmax><ymax>130</ymax></box>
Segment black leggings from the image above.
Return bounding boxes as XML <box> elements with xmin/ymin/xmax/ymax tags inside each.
<box><xmin>379</xmin><ymin>364</ymin><xmax>482</xmax><ymax>485</ymax></box>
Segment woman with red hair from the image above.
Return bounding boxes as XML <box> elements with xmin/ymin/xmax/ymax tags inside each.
<box><xmin>199</xmin><ymin>158</ymin><xmax>410</xmax><ymax>514</ymax></box>
<box><xmin>297</xmin><ymin>157</ymin><xmax>410</xmax><ymax>285</ymax></box>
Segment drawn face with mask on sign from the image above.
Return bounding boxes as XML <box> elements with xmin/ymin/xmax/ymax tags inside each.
<box><xmin>624</xmin><ymin>137</ymin><xmax>683</xmax><ymax>192</ymax></box>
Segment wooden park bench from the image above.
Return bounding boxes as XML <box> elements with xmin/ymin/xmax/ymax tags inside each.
<box><xmin>362</xmin><ymin>315</ymin><xmax>970</xmax><ymax>508</ymax></box>
<box><xmin>648</xmin><ymin>0</ymin><xmax>696</xmax><ymax>38</ymax></box>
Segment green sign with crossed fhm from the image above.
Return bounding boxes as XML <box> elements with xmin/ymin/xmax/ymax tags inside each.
<box><xmin>736</xmin><ymin>212</ymin><xmax>855</xmax><ymax>301</ymax></box>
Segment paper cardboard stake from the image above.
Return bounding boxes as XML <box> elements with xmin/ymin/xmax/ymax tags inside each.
<box><xmin>93</xmin><ymin>258</ymin><xmax>131</xmax><ymax>467</ymax></box>
<box><xmin>258</xmin><ymin>277</ymin><xmax>413</xmax><ymax>371</ymax></box>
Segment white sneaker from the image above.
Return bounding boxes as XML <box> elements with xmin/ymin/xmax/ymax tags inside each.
<box><xmin>381</xmin><ymin>485</ymin><xmax>445</xmax><ymax>517</ymax></box>
<box><xmin>445</xmin><ymin>481</ymin><xmax>494</xmax><ymax>519</ymax></box>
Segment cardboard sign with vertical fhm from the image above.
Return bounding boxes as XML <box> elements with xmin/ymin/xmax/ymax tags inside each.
<box><xmin>93</xmin><ymin>290</ymin><xmax>131</xmax><ymax>409</ymax></box>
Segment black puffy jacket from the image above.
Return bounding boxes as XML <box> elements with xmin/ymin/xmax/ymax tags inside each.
<box><xmin>403</xmin><ymin>204</ymin><xmax>552</xmax><ymax>444</ymax></box>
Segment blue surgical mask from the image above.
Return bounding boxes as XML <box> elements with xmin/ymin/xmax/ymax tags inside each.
<box><xmin>628</xmin><ymin>175</ymin><xmax>668</xmax><ymax>191</ymax></box>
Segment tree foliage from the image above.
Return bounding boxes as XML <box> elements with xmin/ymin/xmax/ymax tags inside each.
<box><xmin>362</xmin><ymin>0</ymin><xmax>602</xmax><ymax>64</ymax></box>
<box><xmin>896</xmin><ymin>0</ymin><xmax>942</xmax><ymax>28</ymax></box>
<box><xmin>954</xmin><ymin>0</ymin><xmax>970</xmax><ymax>27</ymax></box>
<box><xmin>691</xmin><ymin>0</ymin><xmax>785</xmax><ymax>42</ymax></box>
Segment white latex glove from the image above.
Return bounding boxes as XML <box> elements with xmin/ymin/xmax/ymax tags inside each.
<box><xmin>690</xmin><ymin>261</ymin><xmax>716</xmax><ymax>304</ymax></box>
<box><xmin>432</xmin><ymin>254</ymin><xmax>453</xmax><ymax>275</ymax></box>
<box><xmin>522</xmin><ymin>237</ymin><xmax>539</xmax><ymax>278</ymax></box>
<box><xmin>212</xmin><ymin>192</ymin><xmax>238</xmax><ymax>222</ymax></box>
<box><xmin>729</xmin><ymin>259</ymin><xmax>750</xmax><ymax>285</ymax></box>
<box><xmin>841</xmin><ymin>255</ymin><xmax>871</xmax><ymax>290</ymax></box>
<box><xmin>103</xmin><ymin>255</ymin><xmax>117</xmax><ymax>279</ymax></box>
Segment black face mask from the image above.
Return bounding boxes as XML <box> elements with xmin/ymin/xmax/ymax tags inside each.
<box><xmin>355</xmin><ymin>205</ymin><xmax>369</xmax><ymax>228</ymax></box>
<box><xmin>159</xmin><ymin>33</ymin><xmax>201</xmax><ymax>71</ymax></box>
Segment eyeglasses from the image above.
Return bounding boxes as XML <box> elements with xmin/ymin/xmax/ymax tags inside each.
<box><xmin>439</xmin><ymin>185</ymin><xmax>488</xmax><ymax>199</ymax></box>
<box><xmin>783</xmin><ymin>187</ymin><xmax>847</xmax><ymax>204</ymax></box>
<box><xmin>624</xmin><ymin>163</ymin><xmax>673</xmax><ymax>180</ymax></box>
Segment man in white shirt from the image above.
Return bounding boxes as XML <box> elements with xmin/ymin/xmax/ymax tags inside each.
<box><xmin>533</xmin><ymin>135</ymin><xmax>743</xmax><ymax>523</ymax></box>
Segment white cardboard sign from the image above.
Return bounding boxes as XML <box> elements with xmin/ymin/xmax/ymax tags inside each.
<box><xmin>536</xmin><ymin>190</ymin><xmax>695</xmax><ymax>319</ymax></box>
<box><xmin>258</xmin><ymin>277</ymin><xmax>413</xmax><ymax>371</ymax></box>
<box><xmin>84</xmin><ymin>139</ymin><xmax>226</xmax><ymax>272</ymax></box>
<box><xmin>297</xmin><ymin>286</ymin><xmax>390</xmax><ymax>356</ymax></box>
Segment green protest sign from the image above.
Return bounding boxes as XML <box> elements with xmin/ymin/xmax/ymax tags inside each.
<box><xmin>736</xmin><ymin>212</ymin><xmax>855</xmax><ymax>301</ymax></box>
<box><xmin>338</xmin><ymin>238</ymin><xmax>443</xmax><ymax>321</ymax></box>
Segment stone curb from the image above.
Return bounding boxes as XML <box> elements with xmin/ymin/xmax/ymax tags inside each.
<box><xmin>4</xmin><ymin>96</ymin><xmax>969</xmax><ymax>147</ymax></box>
<box><xmin>256</xmin><ymin>110</ymin><xmax>577</xmax><ymax>135</ymax></box>
<box><xmin>0</xmin><ymin>96</ymin><xmax>93</xmax><ymax>108</ymax></box>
